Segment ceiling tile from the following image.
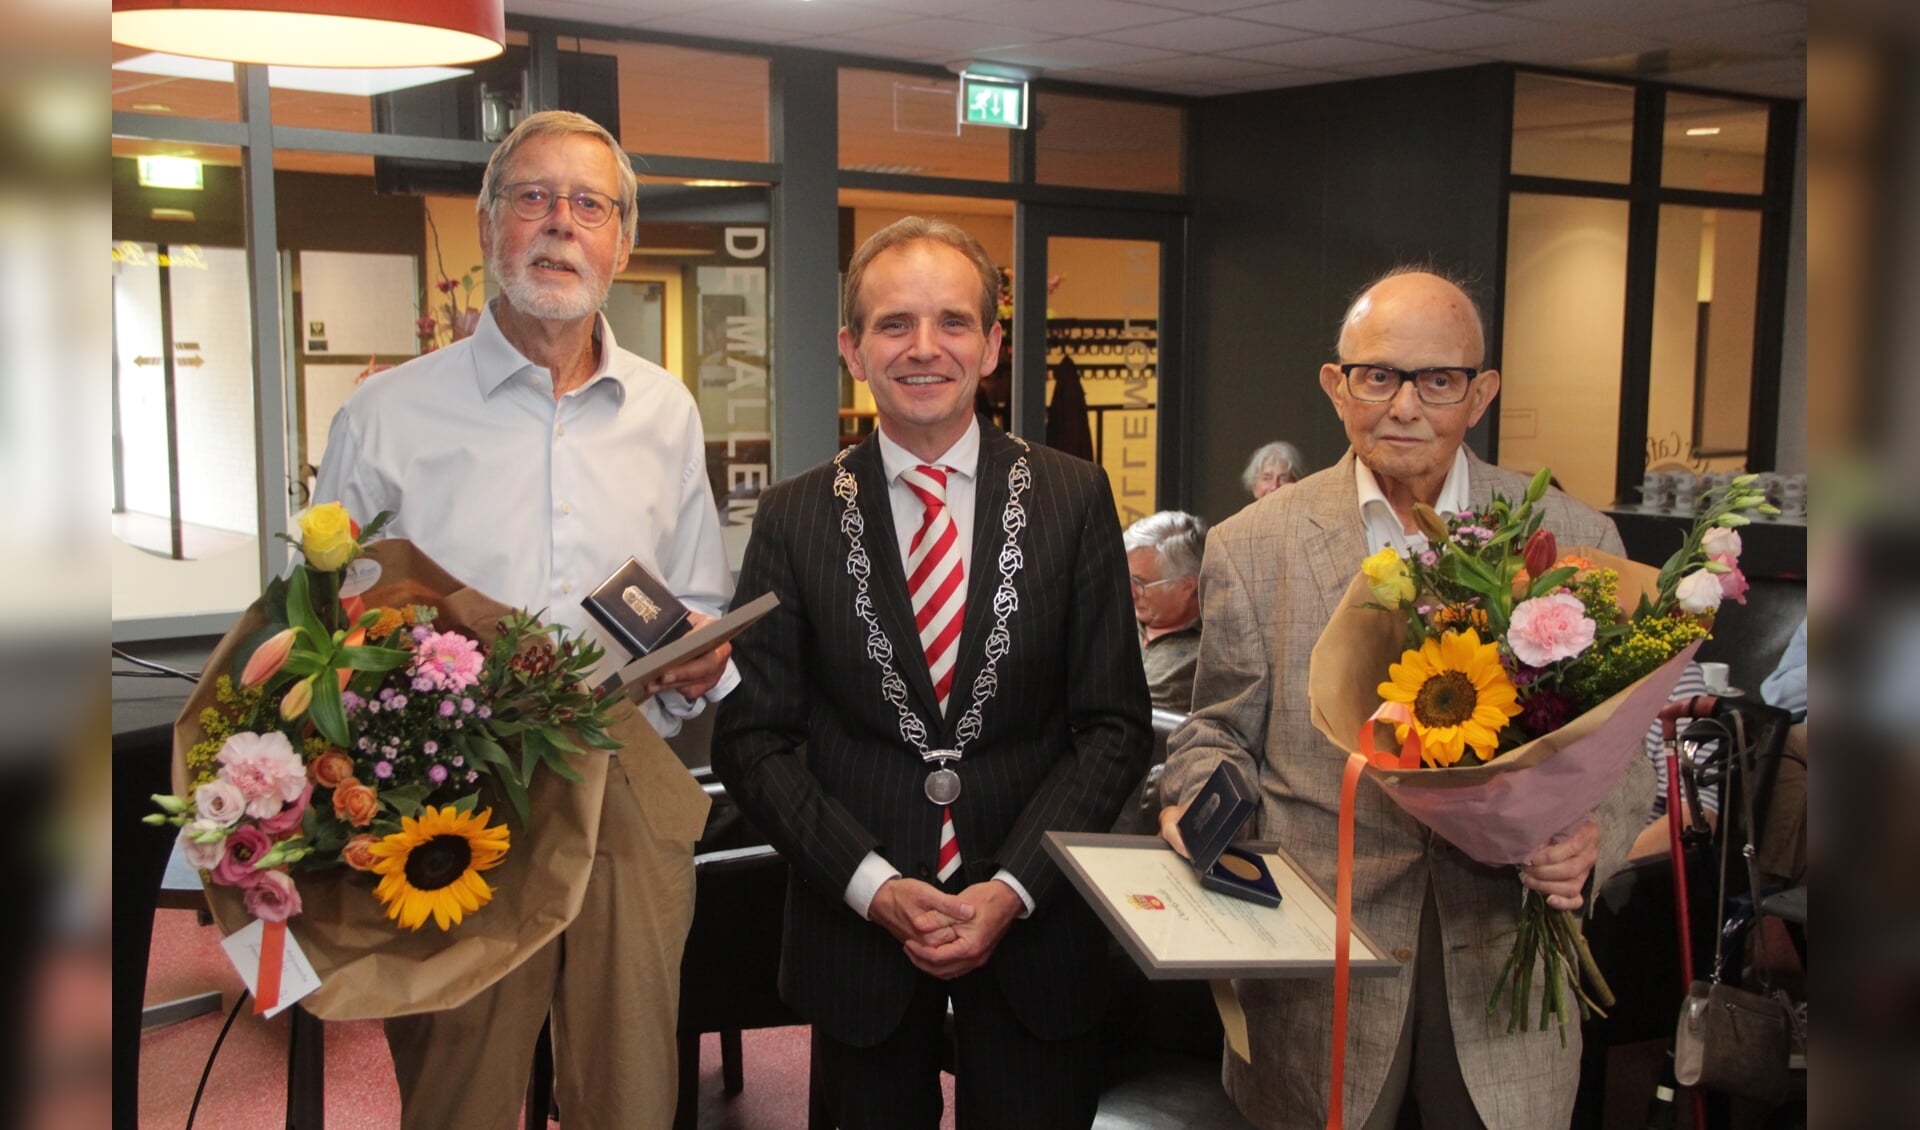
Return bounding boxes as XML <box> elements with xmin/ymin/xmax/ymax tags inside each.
<box><xmin>965</xmin><ymin>0</ymin><xmax>1184</xmax><ymax>36</ymax></box>
<box><xmin>1639</xmin><ymin>1</ymin><xmax>1806</xmax><ymax>44</ymax></box>
<box><xmin>628</xmin><ymin>12</ymin><xmax>810</xmax><ymax>43</ymax></box>
<box><xmin>1357</xmin><ymin>11</ymin><xmax>1546</xmax><ymax>50</ymax></box>
<box><xmin>1102</xmin><ymin>54</ymin><xmax>1293</xmax><ymax>81</ymax></box>
<box><xmin>973</xmin><ymin>38</ymin><xmax>1184</xmax><ymax>70</ymax></box>
<box><xmin>661</xmin><ymin>0</ymin><xmax>913</xmax><ymax>35</ymax></box>
<box><xmin>1214</xmin><ymin>66</ymin><xmax>1354</xmax><ymax>89</ymax></box>
<box><xmin>1471</xmin><ymin>27</ymin><xmax>1673</xmax><ymax>65</ymax></box>
<box><xmin>841</xmin><ymin>0</ymin><xmax>984</xmax><ymax>15</ymax></box>
<box><xmin>1229</xmin><ymin>0</ymin><xmax>1470</xmax><ymax>33</ymax></box>
<box><xmin>1098</xmin><ymin>15</ymin><xmax>1312</xmax><ymax>51</ymax></box>
<box><xmin>789</xmin><ymin>34</ymin><xmax>954</xmax><ymax>61</ymax></box>
<box><xmin>1224</xmin><ymin>35</ymin><xmax>1424</xmax><ymax>67</ymax></box>
<box><xmin>831</xmin><ymin>18</ymin><xmax>1052</xmax><ymax>54</ymax></box>
<box><xmin>1336</xmin><ymin>51</ymin><xmax>1477</xmax><ymax>77</ymax></box>
<box><xmin>1514</xmin><ymin>0</ymin><xmax>1746</xmax><ymax>25</ymax></box>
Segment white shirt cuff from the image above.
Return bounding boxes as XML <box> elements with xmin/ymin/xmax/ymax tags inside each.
<box><xmin>847</xmin><ymin>852</ymin><xmax>902</xmax><ymax>919</ymax></box>
<box><xmin>992</xmin><ymin>869</ymin><xmax>1035</xmax><ymax>918</ymax></box>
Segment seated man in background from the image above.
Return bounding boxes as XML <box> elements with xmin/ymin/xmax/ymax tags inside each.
<box><xmin>1124</xmin><ymin>510</ymin><xmax>1208</xmax><ymax>713</ymax></box>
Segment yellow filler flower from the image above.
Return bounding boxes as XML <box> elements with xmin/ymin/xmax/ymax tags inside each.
<box><xmin>369</xmin><ymin>806</ymin><xmax>511</xmax><ymax>931</ymax></box>
<box><xmin>1377</xmin><ymin>628</ymin><xmax>1521</xmax><ymax>767</ymax></box>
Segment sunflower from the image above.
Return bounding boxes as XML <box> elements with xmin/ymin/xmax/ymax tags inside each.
<box><xmin>368</xmin><ymin>805</ymin><xmax>511</xmax><ymax>931</ymax></box>
<box><xmin>1377</xmin><ymin>628</ymin><xmax>1522</xmax><ymax>767</ymax></box>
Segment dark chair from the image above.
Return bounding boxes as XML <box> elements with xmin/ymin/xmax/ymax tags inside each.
<box><xmin>113</xmin><ymin>723</ymin><xmax>176</xmax><ymax>1126</ymax></box>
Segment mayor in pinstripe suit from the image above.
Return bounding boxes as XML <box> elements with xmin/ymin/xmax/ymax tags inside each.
<box><xmin>1159</xmin><ymin>269</ymin><xmax>1651</xmax><ymax>1130</ymax></box>
<box><xmin>714</xmin><ymin>217</ymin><xmax>1151</xmax><ymax>1130</ymax></box>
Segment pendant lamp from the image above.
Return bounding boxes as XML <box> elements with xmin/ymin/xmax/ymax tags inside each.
<box><xmin>112</xmin><ymin>0</ymin><xmax>505</xmax><ymax>69</ymax></box>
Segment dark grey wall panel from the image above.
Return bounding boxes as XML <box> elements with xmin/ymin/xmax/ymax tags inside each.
<box><xmin>1187</xmin><ymin>65</ymin><xmax>1509</xmax><ymax>524</ymax></box>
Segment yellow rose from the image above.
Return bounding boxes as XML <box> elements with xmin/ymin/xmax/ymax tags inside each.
<box><xmin>299</xmin><ymin>502</ymin><xmax>356</xmax><ymax>571</ymax></box>
<box><xmin>1362</xmin><ymin>548</ymin><xmax>1414</xmax><ymax>608</ymax></box>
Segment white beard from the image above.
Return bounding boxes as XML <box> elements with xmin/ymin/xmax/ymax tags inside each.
<box><xmin>492</xmin><ymin>250</ymin><xmax>610</xmax><ymax>323</ymax></box>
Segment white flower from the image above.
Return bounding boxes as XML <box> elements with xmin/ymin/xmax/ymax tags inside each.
<box><xmin>1701</xmin><ymin>527</ymin><xmax>1742</xmax><ymax>561</ymax></box>
<box><xmin>194</xmin><ymin>779</ymin><xmax>248</xmax><ymax>827</ymax></box>
<box><xmin>178</xmin><ymin>821</ymin><xmax>227</xmax><ymax>870</ymax></box>
<box><xmin>1676</xmin><ymin>570</ymin><xmax>1724</xmax><ymax>614</ymax></box>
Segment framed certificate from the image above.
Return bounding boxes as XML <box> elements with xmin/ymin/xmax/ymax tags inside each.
<box><xmin>1043</xmin><ymin>832</ymin><xmax>1398</xmax><ymax>980</ymax></box>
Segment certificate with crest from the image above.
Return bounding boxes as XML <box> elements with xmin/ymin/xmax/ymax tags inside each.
<box><xmin>1043</xmin><ymin>832</ymin><xmax>1397</xmax><ymax>979</ymax></box>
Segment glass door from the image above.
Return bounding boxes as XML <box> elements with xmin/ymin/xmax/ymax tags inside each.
<box><xmin>1014</xmin><ymin>206</ymin><xmax>1187</xmax><ymax>525</ymax></box>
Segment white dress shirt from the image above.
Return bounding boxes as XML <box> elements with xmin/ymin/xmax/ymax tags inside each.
<box><xmin>314</xmin><ymin>299</ymin><xmax>738</xmax><ymax>736</ymax></box>
<box><xmin>1353</xmin><ymin>446</ymin><xmax>1474</xmax><ymax>555</ymax></box>
<box><xmin>844</xmin><ymin>418</ymin><xmax>1035</xmax><ymax>920</ymax></box>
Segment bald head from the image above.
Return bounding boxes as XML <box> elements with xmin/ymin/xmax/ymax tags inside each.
<box><xmin>1336</xmin><ymin>270</ymin><xmax>1486</xmax><ymax>367</ymax></box>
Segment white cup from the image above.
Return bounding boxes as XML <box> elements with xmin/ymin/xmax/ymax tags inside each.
<box><xmin>1699</xmin><ymin>661</ymin><xmax>1730</xmax><ymax>695</ymax></box>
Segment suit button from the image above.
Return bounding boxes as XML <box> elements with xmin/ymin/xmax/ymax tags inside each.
<box><xmin>1393</xmin><ymin>945</ymin><xmax>1414</xmax><ymax>963</ymax></box>
<box><xmin>916</xmin><ymin>863</ymin><xmax>931</xmax><ymax>879</ymax></box>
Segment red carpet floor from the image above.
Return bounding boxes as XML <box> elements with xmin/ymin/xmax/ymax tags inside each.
<box><xmin>139</xmin><ymin>908</ymin><xmax>957</xmax><ymax>1128</ymax></box>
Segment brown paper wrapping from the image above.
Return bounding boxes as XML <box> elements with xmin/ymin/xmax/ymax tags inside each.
<box><xmin>171</xmin><ymin>540</ymin><xmax>707</xmax><ymax>1021</ymax></box>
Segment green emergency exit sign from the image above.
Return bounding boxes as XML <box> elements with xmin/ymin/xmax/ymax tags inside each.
<box><xmin>960</xmin><ymin>73</ymin><xmax>1028</xmax><ymax>129</ymax></box>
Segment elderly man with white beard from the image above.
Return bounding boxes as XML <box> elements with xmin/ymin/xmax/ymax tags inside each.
<box><xmin>315</xmin><ymin>110</ymin><xmax>735</xmax><ymax>1128</ymax></box>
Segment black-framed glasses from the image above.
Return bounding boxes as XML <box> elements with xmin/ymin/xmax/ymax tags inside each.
<box><xmin>1339</xmin><ymin>363</ymin><xmax>1479</xmax><ymax>406</ymax></box>
<box><xmin>498</xmin><ymin>182</ymin><xmax>621</xmax><ymax>229</ymax></box>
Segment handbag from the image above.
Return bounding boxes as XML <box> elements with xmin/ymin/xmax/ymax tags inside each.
<box><xmin>1673</xmin><ymin>979</ymin><xmax>1791</xmax><ymax>1104</ymax></box>
<box><xmin>1671</xmin><ymin>710</ymin><xmax>1793</xmax><ymax>1105</ymax></box>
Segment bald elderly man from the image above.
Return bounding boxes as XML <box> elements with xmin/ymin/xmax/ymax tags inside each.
<box><xmin>1158</xmin><ymin>268</ymin><xmax>1650</xmax><ymax>1130</ymax></box>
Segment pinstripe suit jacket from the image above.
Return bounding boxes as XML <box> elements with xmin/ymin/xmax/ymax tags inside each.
<box><xmin>713</xmin><ymin>426</ymin><xmax>1151</xmax><ymax>1047</ymax></box>
<box><xmin>1160</xmin><ymin>451</ymin><xmax>1653</xmax><ymax>1130</ymax></box>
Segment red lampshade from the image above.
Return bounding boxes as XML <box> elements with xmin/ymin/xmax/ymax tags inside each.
<box><xmin>112</xmin><ymin>0</ymin><xmax>505</xmax><ymax>69</ymax></box>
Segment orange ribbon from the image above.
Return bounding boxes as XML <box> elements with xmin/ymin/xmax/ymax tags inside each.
<box><xmin>254</xmin><ymin>919</ymin><xmax>286</xmax><ymax>1015</ymax></box>
<box><xmin>1326</xmin><ymin>709</ymin><xmax>1421</xmax><ymax>1130</ymax></box>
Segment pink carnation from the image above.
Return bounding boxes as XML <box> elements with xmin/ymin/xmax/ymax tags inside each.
<box><xmin>1507</xmin><ymin>593</ymin><xmax>1597</xmax><ymax>668</ymax></box>
<box><xmin>244</xmin><ymin>869</ymin><xmax>303</xmax><ymax>923</ymax></box>
<box><xmin>216</xmin><ymin>731</ymin><xmax>309</xmax><ymax>819</ymax></box>
<box><xmin>410</xmin><ymin>630</ymin><xmax>485</xmax><ymax>692</ymax></box>
<box><xmin>1711</xmin><ymin>552</ymin><xmax>1749</xmax><ymax>604</ymax></box>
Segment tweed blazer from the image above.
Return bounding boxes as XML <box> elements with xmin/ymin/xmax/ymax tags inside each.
<box><xmin>713</xmin><ymin>426</ymin><xmax>1151</xmax><ymax>1047</ymax></box>
<box><xmin>1160</xmin><ymin>451</ymin><xmax>1652</xmax><ymax>1130</ymax></box>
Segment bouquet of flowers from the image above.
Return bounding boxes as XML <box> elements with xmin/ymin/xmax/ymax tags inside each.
<box><xmin>1309</xmin><ymin>469</ymin><xmax>1772</xmax><ymax>1042</ymax></box>
<box><xmin>144</xmin><ymin>503</ymin><xmax>655</xmax><ymax>1018</ymax></box>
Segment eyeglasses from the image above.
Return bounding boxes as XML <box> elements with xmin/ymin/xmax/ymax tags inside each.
<box><xmin>1339</xmin><ymin>363</ymin><xmax>1479</xmax><ymax>406</ymax></box>
<box><xmin>1129</xmin><ymin>575</ymin><xmax>1182</xmax><ymax>594</ymax></box>
<box><xmin>498</xmin><ymin>182</ymin><xmax>621</xmax><ymax>230</ymax></box>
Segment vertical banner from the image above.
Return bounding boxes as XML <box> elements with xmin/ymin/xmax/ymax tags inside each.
<box><xmin>693</xmin><ymin>226</ymin><xmax>769</xmax><ymax>567</ymax></box>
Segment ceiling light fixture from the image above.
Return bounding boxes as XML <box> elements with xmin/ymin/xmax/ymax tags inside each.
<box><xmin>1685</xmin><ymin>126</ymin><xmax>1722</xmax><ymax>136</ymax></box>
<box><xmin>111</xmin><ymin>0</ymin><xmax>504</xmax><ymax>69</ymax></box>
<box><xmin>115</xmin><ymin>52</ymin><xmax>473</xmax><ymax>96</ymax></box>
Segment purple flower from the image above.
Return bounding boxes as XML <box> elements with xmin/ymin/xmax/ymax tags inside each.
<box><xmin>451</xmin><ymin>755</ymin><xmax>464</xmax><ymax>768</ymax></box>
<box><xmin>413</xmin><ymin>625</ymin><xmax>430</xmax><ymax>642</ymax></box>
<box><xmin>466</xmin><ymin>770</ymin><xmax>479</xmax><ymax>783</ymax></box>
<box><xmin>428</xmin><ymin>765</ymin><xmax>448</xmax><ymax>784</ymax></box>
<box><xmin>374</xmin><ymin>760</ymin><xmax>393</xmax><ymax>780</ymax></box>
<box><xmin>358</xmin><ymin>737</ymin><xmax>374</xmax><ymax>752</ymax></box>
<box><xmin>1519</xmin><ymin>689</ymin><xmax>1577</xmax><ymax>737</ymax></box>
<box><xmin>422</xmin><ymin>741</ymin><xmax>439</xmax><ymax>755</ymax></box>
<box><xmin>379</xmin><ymin>687</ymin><xmax>396</xmax><ymax>702</ymax></box>
<box><xmin>1419</xmin><ymin>550</ymin><xmax>1438</xmax><ymax>567</ymax></box>
<box><xmin>461</xmin><ymin>697</ymin><xmax>475</xmax><ymax>714</ymax></box>
<box><xmin>342</xmin><ymin>691</ymin><xmax>363</xmax><ymax>712</ymax></box>
<box><xmin>476</xmin><ymin>706</ymin><xmax>491</xmax><ymax>720</ymax></box>
<box><xmin>391</xmin><ymin>695</ymin><xmax>408</xmax><ymax>710</ymax></box>
<box><xmin>413</xmin><ymin>676</ymin><xmax>434</xmax><ymax>693</ymax></box>
<box><xmin>364</xmin><ymin>700</ymin><xmax>380</xmax><ymax>715</ymax></box>
<box><xmin>439</xmin><ymin>700</ymin><xmax>457</xmax><ymax>718</ymax></box>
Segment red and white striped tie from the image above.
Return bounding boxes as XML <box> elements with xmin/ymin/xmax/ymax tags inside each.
<box><xmin>903</xmin><ymin>464</ymin><xmax>964</xmax><ymax>883</ymax></box>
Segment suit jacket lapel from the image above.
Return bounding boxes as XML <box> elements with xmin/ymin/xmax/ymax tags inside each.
<box><xmin>943</xmin><ymin>426</ymin><xmax>1016</xmax><ymax>742</ymax></box>
<box><xmin>842</xmin><ymin>437</ymin><xmax>944</xmax><ymax>724</ymax></box>
<box><xmin>1300</xmin><ymin>452</ymin><xmax>1372</xmax><ymax>618</ymax></box>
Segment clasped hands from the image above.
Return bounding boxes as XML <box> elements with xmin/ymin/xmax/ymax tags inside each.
<box><xmin>870</xmin><ymin>876</ymin><xmax>1022</xmax><ymax>980</ymax></box>
<box><xmin>639</xmin><ymin>611</ymin><xmax>731</xmax><ymax>701</ymax></box>
<box><xmin>1159</xmin><ymin>803</ymin><xmax>1600</xmax><ymax>911</ymax></box>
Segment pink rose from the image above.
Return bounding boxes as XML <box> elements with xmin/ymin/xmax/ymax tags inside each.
<box><xmin>211</xmin><ymin>825</ymin><xmax>272</xmax><ymax>888</ymax></box>
<box><xmin>1701</xmin><ymin>527</ymin><xmax>1742</xmax><ymax>562</ymax></box>
<box><xmin>178</xmin><ymin>822</ymin><xmax>227</xmax><ymax>871</ymax></box>
<box><xmin>244</xmin><ymin>870</ymin><xmax>303</xmax><ymax>923</ymax></box>
<box><xmin>257</xmin><ymin>783</ymin><xmax>312</xmax><ymax>837</ymax></box>
<box><xmin>194</xmin><ymin>779</ymin><xmax>247</xmax><ymax>827</ymax></box>
<box><xmin>1676</xmin><ymin>570</ymin><xmax>1723</xmax><ymax>614</ymax></box>
<box><xmin>1711</xmin><ymin>553</ymin><xmax>1749</xmax><ymax>604</ymax></box>
<box><xmin>1507</xmin><ymin>593</ymin><xmax>1598</xmax><ymax>668</ymax></box>
<box><xmin>217</xmin><ymin>731</ymin><xmax>309</xmax><ymax>819</ymax></box>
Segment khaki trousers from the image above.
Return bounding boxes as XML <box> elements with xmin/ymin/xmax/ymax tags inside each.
<box><xmin>385</xmin><ymin>755</ymin><xmax>697</xmax><ymax>1130</ymax></box>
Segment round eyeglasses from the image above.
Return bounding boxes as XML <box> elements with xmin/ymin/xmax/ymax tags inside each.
<box><xmin>499</xmin><ymin>182</ymin><xmax>621</xmax><ymax>230</ymax></box>
<box><xmin>1339</xmin><ymin>363</ymin><xmax>1479</xmax><ymax>406</ymax></box>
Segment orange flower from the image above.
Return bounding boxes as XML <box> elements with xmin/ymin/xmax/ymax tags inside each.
<box><xmin>309</xmin><ymin>749</ymin><xmax>356</xmax><ymax>789</ymax></box>
<box><xmin>365</xmin><ymin>607</ymin><xmax>406</xmax><ymax>641</ymax></box>
<box><xmin>333</xmin><ymin>778</ymin><xmax>380</xmax><ymax>827</ymax></box>
<box><xmin>341</xmin><ymin>834</ymin><xmax>379</xmax><ymax>872</ymax></box>
<box><xmin>241</xmin><ymin>628</ymin><xmax>298</xmax><ymax>689</ymax></box>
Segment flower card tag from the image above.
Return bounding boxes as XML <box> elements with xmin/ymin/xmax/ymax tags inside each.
<box><xmin>220</xmin><ymin>918</ymin><xmax>321</xmax><ymax>1018</ymax></box>
<box><xmin>1178</xmin><ymin>762</ymin><xmax>1282</xmax><ymax>909</ymax></box>
<box><xmin>583</xmin><ymin>557</ymin><xmax>693</xmax><ymax>659</ymax></box>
